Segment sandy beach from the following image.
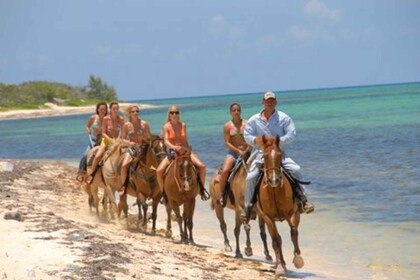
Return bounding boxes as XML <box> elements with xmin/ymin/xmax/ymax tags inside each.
<box><xmin>0</xmin><ymin>160</ymin><xmax>285</xmax><ymax>280</ymax></box>
<box><xmin>0</xmin><ymin>103</ymin><xmax>159</xmax><ymax>121</ymax></box>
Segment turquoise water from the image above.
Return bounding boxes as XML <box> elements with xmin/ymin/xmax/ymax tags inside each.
<box><xmin>1</xmin><ymin>82</ymin><xmax>419</xmax><ymax>279</ymax></box>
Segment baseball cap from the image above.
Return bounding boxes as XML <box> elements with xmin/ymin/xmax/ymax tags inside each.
<box><xmin>263</xmin><ymin>91</ymin><xmax>276</xmax><ymax>100</ymax></box>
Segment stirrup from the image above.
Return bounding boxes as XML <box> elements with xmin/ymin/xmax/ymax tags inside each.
<box><xmin>85</xmin><ymin>172</ymin><xmax>95</xmax><ymax>184</ymax></box>
<box><xmin>76</xmin><ymin>171</ymin><xmax>85</xmax><ymax>183</ymax></box>
<box><xmin>298</xmin><ymin>201</ymin><xmax>315</xmax><ymax>214</ymax></box>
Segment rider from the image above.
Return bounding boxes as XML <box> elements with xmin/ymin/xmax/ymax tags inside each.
<box><xmin>156</xmin><ymin>105</ymin><xmax>209</xmax><ymax>203</ymax></box>
<box><xmin>242</xmin><ymin>91</ymin><xmax>314</xmax><ymax>222</ymax></box>
<box><xmin>86</xmin><ymin>101</ymin><xmax>124</xmax><ymax>183</ymax></box>
<box><xmin>119</xmin><ymin>104</ymin><xmax>152</xmax><ymax>195</ymax></box>
<box><xmin>76</xmin><ymin>102</ymin><xmax>108</xmax><ymax>181</ymax></box>
<box><xmin>217</xmin><ymin>103</ymin><xmax>251</xmax><ymax>206</ymax></box>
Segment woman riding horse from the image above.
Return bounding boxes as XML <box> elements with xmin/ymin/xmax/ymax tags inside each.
<box><xmin>156</xmin><ymin>105</ymin><xmax>209</xmax><ymax>203</ymax></box>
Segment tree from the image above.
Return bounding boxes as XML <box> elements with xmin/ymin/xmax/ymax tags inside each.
<box><xmin>87</xmin><ymin>74</ymin><xmax>117</xmax><ymax>101</ymax></box>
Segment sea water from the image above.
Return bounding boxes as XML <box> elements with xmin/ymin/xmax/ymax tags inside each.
<box><xmin>1</xmin><ymin>82</ymin><xmax>419</xmax><ymax>279</ymax></box>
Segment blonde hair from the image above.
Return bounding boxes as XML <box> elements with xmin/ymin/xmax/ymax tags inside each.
<box><xmin>166</xmin><ymin>105</ymin><xmax>180</xmax><ymax>122</ymax></box>
<box><xmin>124</xmin><ymin>105</ymin><xmax>140</xmax><ymax>122</ymax></box>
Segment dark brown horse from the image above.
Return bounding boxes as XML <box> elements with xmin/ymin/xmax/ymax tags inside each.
<box><xmin>118</xmin><ymin>135</ymin><xmax>166</xmax><ymax>233</ymax></box>
<box><xmin>163</xmin><ymin>148</ymin><xmax>199</xmax><ymax>244</ymax></box>
<box><xmin>209</xmin><ymin>162</ymin><xmax>272</xmax><ymax>261</ymax></box>
<box><xmin>256</xmin><ymin>135</ymin><xmax>304</xmax><ymax>276</ymax></box>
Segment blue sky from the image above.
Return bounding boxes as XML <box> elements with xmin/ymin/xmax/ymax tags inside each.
<box><xmin>1</xmin><ymin>0</ymin><xmax>419</xmax><ymax>101</ymax></box>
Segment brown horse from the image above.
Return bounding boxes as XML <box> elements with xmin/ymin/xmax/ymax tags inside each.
<box><xmin>118</xmin><ymin>135</ymin><xmax>166</xmax><ymax>232</ymax></box>
<box><xmin>256</xmin><ymin>135</ymin><xmax>304</xmax><ymax>276</ymax></box>
<box><xmin>209</xmin><ymin>160</ymin><xmax>272</xmax><ymax>261</ymax></box>
<box><xmin>163</xmin><ymin>149</ymin><xmax>199</xmax><ymax>244</ymax></box>
<box><xmin>86</xmin><ymin>138</ymin><xmax>126</xmax><ymax>219</ymax></box>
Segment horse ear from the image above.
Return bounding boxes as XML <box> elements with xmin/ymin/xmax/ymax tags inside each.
<box><xmin>262</xmin><ymin>135</ymin><xmax>267</xmax><ymax>144</ymax></box>
<box><xmin>276</xmin><ymin>135</ymin><xmax>280</xmax><ymax>146</ymax></box>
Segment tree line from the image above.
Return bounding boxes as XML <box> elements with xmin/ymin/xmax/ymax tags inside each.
<box><xmin>0</xmin><ymin>75</ymin><xmax>118</xmax><ymax>111</ymax></box>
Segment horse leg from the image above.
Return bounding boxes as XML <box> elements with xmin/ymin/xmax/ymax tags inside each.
<box><xmin>91</xmin><ymin>184</ymin><xmax>100</xmax><ymax>217</ymax></box>
<box><xmin>172</xmin><ymin>204</ymin><xmax>185</xmax><ymax>243</ymax></box>
<box><xmin>136</xmin><ymin>192</ymin><xmax>148</xmax><ymax>230</ymax></box>
<box><xmin>165</xmin><ymin>204</ymin><xmax>173</xmax><ymax>238</ymax></box>
<box><xmin>184</xmin><ymin>199</ymin><xmax>196</xmax><ymax>245</ymax></box>
<box><xmin>258</xmin><ymin>215</ymin><xmax>273</xmax><ymax>262</ymax></box>
<box><xmin>118</xmin><ymin>192</ymin><xmax>129</xmax><ymax>219</ymax></box>
<box><xmin>215</xmin><ymin>203</ymin><xmax>232</xmax><ymax>252</ymax></box>
<box><xmin>288</xmin><ymin>214</ymin><xmax>304</xmax><ymax>269</ymax></box>
<box><xmin>259</xmin><ymin>209</ymin><xmax>287</xmax><ymax>276</ymax></box>
<box><xmin>244</xmin><ymin>222</ymin><xmax>253</xmax><ymax>257</ymax></box>
<box><xmin>233</xmin><ymin>210</ymin><xmax>243</xmax><ymax>258</ymax></box>
<box><xmin>151</xmin><ymin>198</ymin><xmax>159</xmax><ymax>234</ymax></box>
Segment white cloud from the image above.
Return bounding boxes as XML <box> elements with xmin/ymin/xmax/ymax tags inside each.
<box><xmin>209</xmin><ymin>15</ymin><xmax>227</xmax><ymax>35</ymax></box>
<box><xmin>288</xmin><ymin>25</ymin><xmax>316</xmax><ymax>43</ymax></box>
<box><xmin>304</xmin><ymin>0</ymin><xmax>341</xmax><ymax>23</ymax></box>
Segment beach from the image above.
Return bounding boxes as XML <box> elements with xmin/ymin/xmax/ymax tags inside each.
<box><xmin>1</xmin><ymin>84</ymin><xmax>419</xmax><ymax>279</ymax></box>
<box><xmin>0</xmin><ymin>159</ymin><xmax>311</xmax><ymax>280</ymax></box>
<box><xmin>0</xmin><ymin>103</ymin><xmax>159</xmax><ymax>121</ymax></box>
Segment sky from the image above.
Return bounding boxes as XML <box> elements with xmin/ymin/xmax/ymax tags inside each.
<box><xmin>1</xmin><ymin>0</ymin><xmax>419</xmax><ymax>101</ymax></box>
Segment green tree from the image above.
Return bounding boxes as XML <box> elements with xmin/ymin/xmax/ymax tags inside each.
<box><xmin>87</xmin><ymin>74</ymin><xmax>117</xmax><ymax>101</ymax></box>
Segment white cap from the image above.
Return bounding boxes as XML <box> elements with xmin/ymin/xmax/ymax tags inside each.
<box><xmin>263</xmin><ymin>91</ymin><xmax>276</xmax><ymax>100</ymax></box>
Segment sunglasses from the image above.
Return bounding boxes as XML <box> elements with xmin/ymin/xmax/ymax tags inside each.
<box><xmin>169</xmin><ymin>111</ymin><xmax>180</xmax><ymax>115</ymax></box>
<box><xmin>131</xmin><ymin>110</ymin><xmax>139</xmax><ymax>113</ymax></box>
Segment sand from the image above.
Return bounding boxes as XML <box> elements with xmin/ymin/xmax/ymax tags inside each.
<box><xmin>0</xmin><ymin>103</ymin><xmax>159</xmax><ymax>121</ymax></box>
<box><xmin>0</xmin><ymin>160</ymin><xmax>286</xmax><ymax>280</ymax></box>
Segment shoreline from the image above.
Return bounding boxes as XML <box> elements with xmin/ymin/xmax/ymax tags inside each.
<box><xmin>1</xmin><ymin>159</ymin><xmax>415</xmax><ymax>279</ymax></box>
<box><xmin>0</xmin><ymin>102</ymin><xmax>160</xmax><ymax>121</ymax></box>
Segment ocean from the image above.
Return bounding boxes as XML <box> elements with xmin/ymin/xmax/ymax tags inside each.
<box><xmin>1</xmin><ymin>82</ymin><xmax>419</xmax><ymax>279</ymax></box>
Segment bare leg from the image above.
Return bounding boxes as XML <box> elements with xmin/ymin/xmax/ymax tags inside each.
<box><xmin>218</xmin><ymin>156</ymin><xmax>235</xmax><ymax>205</ymax></box>
<box><xmin>119</xmin><ymin>153</ymin><xmax>132</xmax><ymax>194</ymax></box>
<box><xmin>157</xmin><ymin>158</ymin><xmax>169</xmax><ymax>203</ymax></box>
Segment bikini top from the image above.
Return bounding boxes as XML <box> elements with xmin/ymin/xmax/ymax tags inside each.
<box><xmin>229</xmin><ymin>120</ymin><xmax>245</xmax><ymax>136</ymax></box>
<box><xmin>167</xmin><ymin>122</ymin><xmax>186</xmax><ymax>144</ymax></box>
<box><xmin>126</xmin><ymin>120</ymin><xmax>145</xmax><ymax>139</ymax></box>
<box><xmin>105</xmin><ymin>117</ymin><xmax>122</xmax><ymax>138</ymax></box>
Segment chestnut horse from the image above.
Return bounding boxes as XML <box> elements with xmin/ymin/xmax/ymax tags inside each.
<box><xmin>256</xmin><ymin>135</ymin><xmax>304</xmax><ymax>276</ymax></box>
<box><xmin>118</xmin><ymin>135</ymin><xmax>166</xmax><ymax>232</ymax></box>
<box><xmin>209</xmin><ymin>162</ymin><xmax>272</xmax><ymax>261</ymax></box>
<box><xmin>163</xmin><ymin>149</ymin><xmax>198</xmax><ymax>244</ymax></box>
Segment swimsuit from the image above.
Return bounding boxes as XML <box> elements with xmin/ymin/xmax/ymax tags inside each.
<box><xmin>229</xmin><ymin>120</ymin><xmax>245</xmax><ymax>137</ymax></box>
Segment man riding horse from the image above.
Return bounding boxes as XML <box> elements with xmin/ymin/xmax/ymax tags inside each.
<box><xmin>242</xmin><ymin>91</ymin><xmax>314</xmax><ymax>222</ymax></box>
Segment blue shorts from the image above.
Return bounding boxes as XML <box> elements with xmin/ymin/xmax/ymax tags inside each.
<box><xmin>227</xmin><ymin>150</ymin><xmax>240</xmax><ymax>159</ymax></box>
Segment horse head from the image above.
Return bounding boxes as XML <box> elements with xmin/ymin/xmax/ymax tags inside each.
<box><xmin>174</xmin><ymin>148</ymin><xmax>195</xmax><ymax>191</ymax></box>
<box><xmin>261</xmin><ymin>135</ymin><xmax>283</xmax><ymax>187</ymax></box>
<box><xmin>150</xmin><ymin>135</ymin><xmax>167</xmax><ymax>164</ymax></box>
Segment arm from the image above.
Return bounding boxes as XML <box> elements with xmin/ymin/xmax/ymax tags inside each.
<box><xmin>182</xmin><ymin>123</ymin><xmax>191</xmax><ymax>150</ymax></box>
<box><xmin>244</xmin><ymin>115</ymin><xmax>258</xmax><ymax>146</ymax></box>
<box><xmin>85</xmin><ymin>115</ymin><xmax>95</xmax><ymax>134</ymax></box>
<box><xmin>143</xmin><ymin>121</ymin><xmax>152</xmax><ymax>141</ymax></box>
<box><xmin>279</xmin><ymin>114</ymin><xmax>296</xmax><ymax>145</ymax></box>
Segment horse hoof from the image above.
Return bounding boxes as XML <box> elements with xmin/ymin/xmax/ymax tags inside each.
<box><xmin>245</xmin><ymin>247</ymin><xmax>253</xmax><ymax>257</ymax></box>
<box><xmin>165</xmin><ymin>230</ymin><xmax>172</xmax><ymax>238</ymax></box>
<box><xmin>224</xmin><ymin>245</ymin><xmax>232</xmax><ymax>253</ymax></box>
<box><xmin>265</xmin><ymin>254</ymin><xmax>273</xmax><ymax>262</ymax></box>
<box><xmin>235</xmin><ymin>252</ymin><xmax>243</xmax><ymax>259</ymax></box>
<box><xmin>275</xmin><ymin>264</ymin><xmax>287</xmax><ymax>276</ymax></box>
<box><xmin>293</xmin><ymin>254</ymin><xmax>304</xmax><ymax>269</ymax></box>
